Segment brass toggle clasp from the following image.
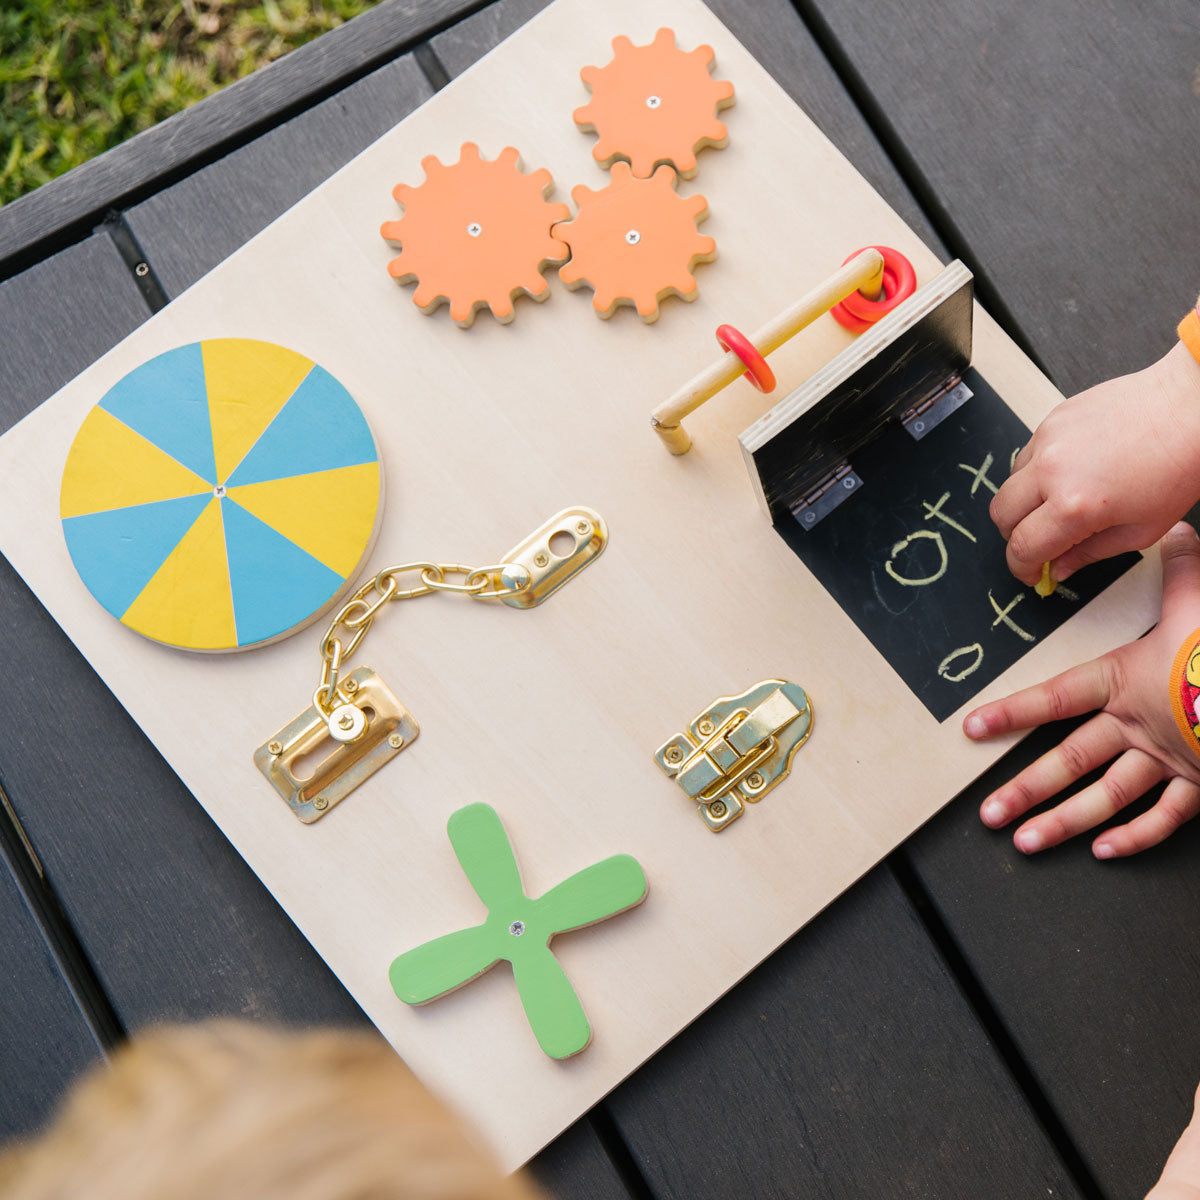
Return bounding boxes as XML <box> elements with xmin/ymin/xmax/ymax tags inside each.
<box><xmin>654</xmin><ymin>680</ymin><xmax>813</xmax><ymax>831</ymax></box>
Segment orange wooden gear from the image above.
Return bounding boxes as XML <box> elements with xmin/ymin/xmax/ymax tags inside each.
<box><xmin>554</xmin><ymin>162</ymin><xmax>715</xmax><ymax>322</ymax></box>
<box><xmin>380</xmin><ymin>143</ymin><xmax>569</xmax><ymax>328</ymax></box>
<box><xmin>573</xmin><ymin>28</ymin><xmax>735</xmax><ymax>179</ymax></box>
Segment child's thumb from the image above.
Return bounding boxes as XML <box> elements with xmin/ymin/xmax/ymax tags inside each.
<box><xmin>1160</xmin><ymin>523</ymin><xmax>1200</xmax><ymax>619</ymax></box>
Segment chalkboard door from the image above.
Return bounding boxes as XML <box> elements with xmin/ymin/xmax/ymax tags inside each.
<box><xmin>776</xmin><ymin>368</ymin><xmax>1139</xmax><ymax>721</ymax></box>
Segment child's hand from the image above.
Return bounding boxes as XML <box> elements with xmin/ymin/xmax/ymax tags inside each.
<box><xmin>1147</xmin><ymin>1083</ymin><xmax>1200</xmax><ymax>1199</ymax></box>
<box><xmin>964</xmin><ymin>523</ymin><xmax>1200</xmax><ymax>858</ymax></box>
<box><xmin>991</xmin><ymin>342</ymin><xmax>1200</xmax><ymax>586</ymax></box>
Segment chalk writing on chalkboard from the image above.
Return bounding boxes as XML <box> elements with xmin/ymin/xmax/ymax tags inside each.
<box><xmin>777</xmin><ymin>368</ymin><xmax>1139</xmax><ymax>721</ymax></box>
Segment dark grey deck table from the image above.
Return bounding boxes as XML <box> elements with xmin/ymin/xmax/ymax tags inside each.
<box><xmin>3</xmin><ymin>2</ymin><xmax>1200</xmax><ymax>1196</ymax></box>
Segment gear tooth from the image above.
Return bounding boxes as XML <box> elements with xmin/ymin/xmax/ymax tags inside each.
<box><xmin>392</xmin><ymin>182</ymin><xmax>415</xmax><ymax>204</ymax></box>
<box><xmin>498</xmin><ymin>145</ymin><xmax>521</xmax><ymax>167</ymax></box>
<box><xmin>593</xmin><ymin>291</ymin><xmax>618</xmax><ymax>317</ymax></box>
<box><xmin>689</xmin><ymin>41</ymin><xmax>715</xmax><ymax>65</ymax></box>
<box><xmin>529</xmin><ymin>166</ymin><xmax>552</xmax><ymax>192</ymax></box>
<box><xmin>420</xmin><ymin>154</ymin><xmax>444</xmax><ymax>179</ymax></box>
<box><xmin>635</xmin><ymin>293</ymin><xmax>661</xmax><ymax>319</ymax></box>
<box><xmin>686</xmin><ymin>192</ymin><xmax>709</xmax><ymax>217</ymax></box>
<box><xmin>715</xmin><ymin>80</ymin><xmax>735</xmax><ymax>103</ymax></box>
<box><xmin>674</xmin><ymin>150</ymin><xmax>698</xmax><ymax>176</ymax></box>
<box><xmin>579</xmin><ymin>66</ymin><xmax>599</xmax><ymax>88</ymax></box>
<box><xmin>573</xmin><ymin>103</ymin><xmax>597</xmax><ymax>129</ymax></box>
<box><xmin>695</xmin><ymin>236</ymin><xmax>716</xmax><ymax>259</ymax></box>
<box><xmin>571</xmin><ymin>183</ymin><xmax>594</xmax><ymax>205</ymax></box>
<box><xmin>412</xmin><ymin>283</ymin><xmax>440</xmax><ymax>310</ymax></box>
<box><xmin>525</xmin><ymin>275</ymin><xmax>550</xmax><ymax>298</ymax></box>
<box><xmin>610</xmin><ymin>160</ymin><xmax>634</xmax><ymax>184</ymax></box>
<box><xmin>559</xmin><ymin>261</ymin><xmax>583</xmax><ymax>286</ymax></box>
<box><xmin>488</xmin><ymin>293</ymin><xmax>515</xmax><ymax>322</ymax></box>
<box><xmin>548</xmin><ymin>202</ymin><xmax>570</xmax><ymax>223</ymax></box>
<box><xmin>459</xmin><ymin>142</ymin><xmax>481</xmax><ymax>164</ymax></box>
<box><xmin>449</xmin><ymin>295</ymin><xmax>477</xmax><ymax>325</ymax></box>
<box><xmin>380</xmin><ymin>220</ymin><xmax>404</xmax><ymax>244</ymax></box>
<box><xmin>707</xmin><ymin>119</ymin><xmax>729</xmax><ymax>144</ymax></box>
<box><xmin>386</xmin><ymin>255</ymin><xmax>414</xmax><ymax>281</ymax></box>
<box><xmin>612</xmin><ymin>34</ymin><xmax>633</xmax><ymax>54</ymax></box>
<box><xmin>650</xmin><ymin>163</ymin><xmax>677</xmax><ymax>186</ymax></box>
<box><xmin>653</xmin><ymin>27</ymin><xmax>676</xmax><ymax>48</ymax></box>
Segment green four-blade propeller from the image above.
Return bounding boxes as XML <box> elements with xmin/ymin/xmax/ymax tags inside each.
<box><xmin>389</xmin><ymin>803</ymin><xmax>647</xmax><ymax>1058</ymax></box>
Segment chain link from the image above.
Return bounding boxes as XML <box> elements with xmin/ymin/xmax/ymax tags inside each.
<box><xmin>314</xmin><ymin>559</ymin><xmax>529</xmax><ymax>714</ymax></box>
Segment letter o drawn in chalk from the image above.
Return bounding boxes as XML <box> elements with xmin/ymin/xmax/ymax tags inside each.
<box><xmin>937</xmin><ymin>643</ymin><xmax>984</xmax><ymax>683</ymax></box>
<box><xmin>885</xmin><ymin>529</ymin><xmax>948</xmax><ymax>587</ymax></box>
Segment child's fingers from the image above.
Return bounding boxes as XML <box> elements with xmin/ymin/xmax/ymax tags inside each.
<box><xmin>1144</xmin><ymin>1081</ymin><xmax>1200</xmax><ymax>1199</ymax></box>
<box><xmin>989</xmin><ymin>466</ymin><xmax>1042</xmax><ymax>540</ymax></box>
<box><xmin>1091</xmin><ymin>776</ymin><xmax>1200</xmax><ymax>859</ymax></box>
<box><xmin>963</xmin><ymin>658</ymin><xmax>1112</xmax><ymax>739</ymax></box>
<box><xmin>978</xmin><ymin>712</ymin><xmax>1125</xmax><ymax>828</ymax></box>
<box><xmin>1051</xmin><ymin>523</ymin><xmax>1145</xmax><ymax>581</ymax></box>
<box><xmin>1160</xmin><ymin>522</ymin><xmax>1200</xmax><ymax>615</ymax></box>
<box><xmin>1011</xmin><ymin>748</ymin><xmax>1165</xmax><ymax>853</ymax></box>
<box><xmin>1006</xmin><ymin>504</ymin><xmax>1084</xmax><ymax>585</ymax></box>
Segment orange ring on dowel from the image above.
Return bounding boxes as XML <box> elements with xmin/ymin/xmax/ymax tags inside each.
<box><xmin>830</xmin><ymin>245</ymin><xmax>917</xmax><ymax>332</ymax></box>
<box><xmin>715</xmin><ymin>323</ymin><xmax>777</xmax><ymax>393</ymax></box>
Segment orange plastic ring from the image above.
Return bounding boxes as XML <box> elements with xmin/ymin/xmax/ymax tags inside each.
<box><xmin>716</xmin><ymin>323</ymin><xmax>776</xmax><ymax>393</ymax></box>
<box><xmin>830</xmin><ymin>246</ymin><xmax>917</xmax><ymax>333</ymax></box>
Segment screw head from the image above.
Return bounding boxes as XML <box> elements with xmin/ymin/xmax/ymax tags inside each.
<box><xmin>213</xmin><ymin>484</ymin><xmax>227</xmax><ymax>498</ymax></box>
<box><xmin>134</xmin><ymin>262</ymin><xmax>150</xmax><ymax>277</ymax></box>
<box><xmin>533</xmin><ymin>552</ymin><xmax>549</xmax><ymax>568</ymax></box>
<box><xmin>665</xmin><ymin>745</ymin><xmax>683</xmax><ymax>764</ymax></box>
<box><xmin>803</xmin><ymin>511</ymin><xmax>816</xmax><ymax>524</ymax></box>
<box><xmin>697</xmin><ymin>718</ymin><xmax>715</xmax><ymax>736</ymax></box>
<box><xmin>267</xmin><ymin>740</ymin><xmax>283</xmax><ymax>756</ymax></box>
<box><xmin>842</xmin><ymin>476</ymin><xmax>855</xmax><ymax>490</ymax></box>
<box><xmin>327</xmin><ymin>703</ymin><xmax>366</xmax><ymax>743</ymax></box>
<box><xmin>342</xmin><ymin>677</ymin><xmax>359</xmax><ymax>694</ymax></box>
<box><xmin>508</xmin><ymin>920</ymin><xmax>525</xmax><ymax>937</ymax></box>
<box><xmin>387</xmin><ymin>733</ymin><xmax>404</xmax><ymax>749</ymax></box>
<box><xmin>646</xmin><ymin>95</ymin><xmax>662</xmax><ymax>108</ymax></box>
<box><xmin>625</xmin><ymin>229</ymin><xmax>641</xmax><ymax>245</ymax></box>
<box><xmin>709</xmin><ymin>800</ymin><xmax>728</xmax><ymax>819</ymax></box>
<box><xmin>745</xmin><ymin>772</ymin><xmax>765</xmax><ymax>789</ymax></box>
<box><xmin>313</xmin><ymin>796</ymin><xmax>329</xmax><ymax>811</ymax></box>
<box><xmin>467</xmin><ymin>222</ymin><xmax>482</xmax><ymax>237</ymax></box>
<box><xmin>575</xmin><ymin>520</ymin><xmax>590</xmax><ymax>535</ymax></box>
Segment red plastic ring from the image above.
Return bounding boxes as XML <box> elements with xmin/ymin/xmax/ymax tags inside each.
<box><xmin>830</xmin><ymin>246</ymin><xmax>917</xmax><ymax>333</ymax></box>
<box><xmin>716</xmin><ymin>323</ymin><xmax>776</xmax><ymax>393</ymax></box>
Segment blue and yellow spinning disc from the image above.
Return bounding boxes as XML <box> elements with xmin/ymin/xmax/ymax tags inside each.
<box><xmin>60</xmin><ymin>338</ymin><xmax>383</xmax><ymax>651</ymax></box>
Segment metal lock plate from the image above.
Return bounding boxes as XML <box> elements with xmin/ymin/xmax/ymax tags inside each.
<box><xmin>499</xmin><ymin>507</ymin><xmax>608</xmax><ymax>609</ymax></box>
<box><xmin>654</xmin><ymin>680</ymin><xmax>813</xmax><ymax>831</ymax></box>
<box><xmin>254</xmin><ymin>668</ymin><xmax>418</xmax><ymax>823</ymax></box>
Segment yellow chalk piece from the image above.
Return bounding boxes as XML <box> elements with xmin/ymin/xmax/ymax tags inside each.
<box><xmin>1035</xmin><ymin>561</ymin><xmax>1057</xmax><ymax>597</ymax></box>
<box><xmin>203</xmin><ymin>339</ymin><xmax>314</xmax><ymax>482</ymax></box>
<box><xmin>122</xmin><ymin>498</ymin><xmax>237</xmax><ymax>649</ymax></box>
<box><xmin>60</xmin><ymin>407</ymin><xmax>211</xmax><ymax>519</ymax></box>
<box><xmin>227</xmin><ymin>462</ymin><xmax>380</xmax><ymax>578</ymax></box>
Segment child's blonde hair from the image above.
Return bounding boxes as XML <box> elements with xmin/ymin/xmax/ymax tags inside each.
<box><xmin>0</xmin><ymin>1020</ymin><xmax>544</xmax><ymax>1200</ymax></box>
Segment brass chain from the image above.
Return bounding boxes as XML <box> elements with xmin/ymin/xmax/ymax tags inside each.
<box><xmin>314</xmin><ymin>560</ymin><xmax>530</xmax><ymax>715</ymax></box>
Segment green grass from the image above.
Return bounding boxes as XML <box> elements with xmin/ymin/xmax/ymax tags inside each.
<box><xmin>0</xmin><ymin>0</ymin><xmax>383</xmax><ymax>207</ymax></box>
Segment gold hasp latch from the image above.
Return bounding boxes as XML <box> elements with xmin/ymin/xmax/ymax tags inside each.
<box><xmin>254</xmin><ymin>668</ymin><xmax>418</xmax><ymax>823</ymax></box>
<box><xmin>654</xmin><ymin>680</ymin><xmax>813</xmax><ymax>831</ymax></box>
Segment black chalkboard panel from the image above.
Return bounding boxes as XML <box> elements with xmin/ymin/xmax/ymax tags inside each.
<box><xmin>776</xmin><ymin>367</ymin><xmax>1139</xmax><ymax>721</ymax></box>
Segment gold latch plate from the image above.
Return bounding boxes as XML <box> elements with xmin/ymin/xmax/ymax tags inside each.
<box><xmin>500</xmin><ymin>507</ymin><xmax>608</xmax><ymax>609</ymax></box>
<box><xmin>654</xmin><ymin>679</ymin><xmax>813</xmax><ymax>831</ymax></box>
<box><xmin>254</xmin><ymin>668</ymin><xmax>418</xmax><ymax>823</ymax></box>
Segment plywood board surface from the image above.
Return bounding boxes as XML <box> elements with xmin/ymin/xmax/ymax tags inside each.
<box><xmin>0</xmin><ymin>0</ymin><xmax>1160</xmax><ymax>1167</ymax></box>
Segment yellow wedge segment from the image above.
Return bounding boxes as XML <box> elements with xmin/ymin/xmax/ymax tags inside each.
<box><xmin>122</xmin><ymin>498</ymin><xmax>237</xmax><ymax>649</ymax></box>
<box><xmin>60</xmin><ymin>407</ymin><xmax>211</xmax><ymax>519</ymax></box>
<box><xmin>228</xmin><ymin>462</ymin><xmax>380</xmax><ymax>578</ymax></box>
<box><xmin>203</xmin><ymin>339</ymin><xmax>314</xmax><ymax>484</ymax></box>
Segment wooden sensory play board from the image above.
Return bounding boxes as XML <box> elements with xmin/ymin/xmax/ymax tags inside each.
<box><xmin>0</xmin><ymin>0</ymin><xmax>1163</xmax><ymax>1170</ymax></box>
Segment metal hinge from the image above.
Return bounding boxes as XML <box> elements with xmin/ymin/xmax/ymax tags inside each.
<box><xmin>789</xmin><ymin>463</ymin><xmax>863</xmax><ymax>531</ymax></box>
<box><xmin>899</xmin><ymin>376</ymin><xmax>972</xmax><ymax>440</ymax></box>
<box><xmin>654</xmin><ymin>680</ymin><xmax>814</xmax><ymax>831</ymax></box>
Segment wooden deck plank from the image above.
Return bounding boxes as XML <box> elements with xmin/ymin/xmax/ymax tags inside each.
<box><xmin>125</xmin><ymin>56</ymin><xmax>432</xmax><ymax>299</ymax></box>
<box><xmin>797</xmin><ymin>1</ymin><xmax>1200</xmax><ymax>1193</ymax></box>
<box><xmin>0</xmin><ymin>0</ymin><xmax>482</xmax><ymax>280</ymax></box>
<box><xmin>0</xmin><ymin>855</ymin><xmax>104</xmax><ymax>1141</ymax></box>
<box><xmin>607</xmin><ymin>868</ymin><xmax>1083</xmax><ymax>1199</ymax></box>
